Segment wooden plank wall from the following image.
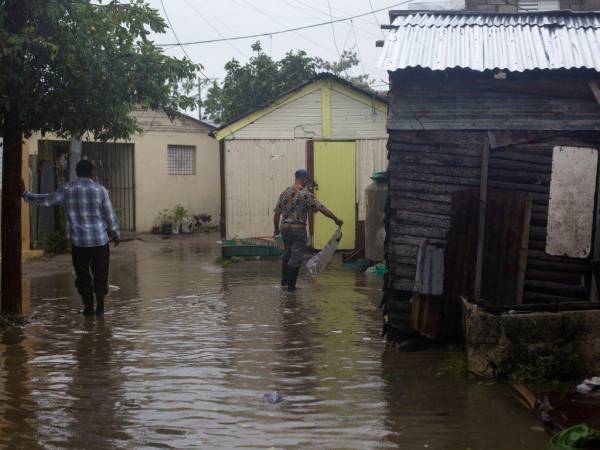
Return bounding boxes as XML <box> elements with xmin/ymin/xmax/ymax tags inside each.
<box><xmin>489</xmin><ymin>142</ymin><xmax>593</xmax><ymax>302</ymax></box>
<box><xmin>386</xmin><ymin>131</ymin><xmax>600</xmax><ymax>303</ymax></box>
<box><xmin>388</xmin><ymin>69</ymin><xmax>600</xmax><ymax>131</ymax></box>
<box><xmin>386</xmin><ymin>131</ymin><xmax>483</xmax><ymax>291</ymax></box>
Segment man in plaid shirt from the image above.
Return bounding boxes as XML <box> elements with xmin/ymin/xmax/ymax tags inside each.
<box><xmin>21</xmin><ymin>160</ymin><xmax>120</xmax><ymax>316</ymax></box>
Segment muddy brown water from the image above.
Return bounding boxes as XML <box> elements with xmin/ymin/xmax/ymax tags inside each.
<box><xmin>0</xmin><ymin>236</ymin><xmax>548</xmax><ymax>449</ymax></box>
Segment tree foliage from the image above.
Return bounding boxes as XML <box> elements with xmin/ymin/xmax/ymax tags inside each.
<box><xmin>0</xmin><ymin>0</ymin><xmax>199</xmax><ymax>141</ymax></box>
<box><xmin>203</xmin><ymin>42</ymin><xmax>371</xmax><ymax>124</ymax></box>
<box><xmin>0</xmin><ymin>0</ymin><xmax>199</xmax><ymax>315</ymax></box>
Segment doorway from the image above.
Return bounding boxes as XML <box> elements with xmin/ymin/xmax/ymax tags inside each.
<box><xmin>313</xmin><ymin>141</ymin><xmax>356</xmax><ymax>250</ymax></box>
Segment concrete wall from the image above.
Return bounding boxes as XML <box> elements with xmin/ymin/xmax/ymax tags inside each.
<box><xmin>133</xmin><ymin>116</ymin><xmax>219</xmax><ymax>231</ymax></box>
<box><xmin>465</xmin><ymin>0</ymin><xmax>600</xmax><ymax>11</ymax></box>
<box><xmin>463</xmin><ymin>300</ymin><xmax>600</xmax><ymax>378</ymax></box>
<box><xmin>25</xmin><ymin>109</ymin><xmax>220</xmax><ymax>232</ymax></box>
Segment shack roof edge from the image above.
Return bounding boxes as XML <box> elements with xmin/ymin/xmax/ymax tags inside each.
<box><xmin>380</xmin><ymin>10</ymin><xmax>600</xmax><ymax>73</ymax></box>
<box><xmin>388</xmin><ymin>9</ymin><xmax>600</xmax><ymax>21</ymax></box>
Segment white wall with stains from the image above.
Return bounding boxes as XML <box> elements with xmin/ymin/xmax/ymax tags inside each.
<box><xmin>546</xmin><ymin>146</ymin><xmax>598</xmax><ymax>258</ymax></box>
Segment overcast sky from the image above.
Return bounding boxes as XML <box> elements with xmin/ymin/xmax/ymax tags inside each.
<box><xmin>146</xmin><ymin>0</ymin><xmax>396</xmax><ymax>92</ymax></box>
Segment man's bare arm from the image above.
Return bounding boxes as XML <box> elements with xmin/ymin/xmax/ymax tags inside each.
<box><xmin>319</xmin><ymin>205</ymin><xmax>343</xmax><ymax>227</ymax></box>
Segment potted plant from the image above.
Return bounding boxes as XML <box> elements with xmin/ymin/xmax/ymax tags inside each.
<box><xmin>171</xmin><ymin>204</ymin><xmax>188</xmax><ymax>234</ymax></box>
<box><xmin>194</xmin><ymin>213</ymin><xmax>212</xmax><ymax>232</ymax></box>
<box><xmin>159</xmin><ymin>209</ymin><xmax>176</xmax><ymax>235</ymax></box>
<box><xmin>180</xmin><ymin>212</ymin><xmax>194</xmax><ymax>234</ymax></box>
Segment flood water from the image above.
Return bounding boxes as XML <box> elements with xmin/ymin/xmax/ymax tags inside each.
<box><xmin>0</xmin><ymin>236</ymin><xmax>548</xmax><ymax>449</ymax></box>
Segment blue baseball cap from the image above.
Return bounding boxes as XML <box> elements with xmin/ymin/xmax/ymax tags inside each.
<box><xmin>295</xmin><ymin>169</ymin><xmax>311</xmax><ymax>179</ymax></box>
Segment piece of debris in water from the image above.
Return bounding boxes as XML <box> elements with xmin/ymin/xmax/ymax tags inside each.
<box><xmin>263</xmin><ymin>391</ymin><xmax>284</xmax><ymax>404</ymax></box>
<box><xmin>576</xmin><ymin>377</ymin><xmax>600</xmax><ymax>395</ymax></box>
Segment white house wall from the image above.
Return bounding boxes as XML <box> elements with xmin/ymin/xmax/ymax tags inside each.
<box><xmin>225</xmin><ymin>139</ymin><xmax>306</xmax><ymax>239</ymax></box>
<box><xmin>226</xmin><ymin>90</ymin><xmax>322</xmax><ymax>140</ymax></box>
<box><xmin>133</xmin><ymin>124</ymin><xmax>219</xmax><ymax>231</ymax></box>
<box><xmin>356</xmin><ymin>139</ymin><xmax>388</xmax><ymax>221</ymax></box>
<box><xmin>330</xmin><ymin>90</ymin><xmax>388</xmax><ymax>139</ymax></box>
<box><xmin>25</xmin><ymin>109</ymin><xmax>220</xmax><ymax>232</ymax></box>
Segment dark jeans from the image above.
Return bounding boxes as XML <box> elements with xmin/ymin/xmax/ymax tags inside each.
<box><xmin>282</xmin><ymin>225</ymin><xmax>307</xmax><ymax>268</ymax></box>
<box><xmin>71</xmin><ymin>244</ymin><xmax>110</xmax><ymax>301</ymax></box>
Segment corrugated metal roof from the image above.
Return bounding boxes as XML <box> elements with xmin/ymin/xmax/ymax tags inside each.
<box><xmin>379</xmin><ymin>12</ymin><xmax>600</xmax><ymax>72</ymax></box>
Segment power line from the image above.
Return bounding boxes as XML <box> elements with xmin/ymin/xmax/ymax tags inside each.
<box><xmin>159</xmin><ymin>0</ymin><xmax>210</xmax><ymax>81</ymax></box>
<box><xmin>289</xmin><ymin>0</ymin><xmax>382</xmax><ymax>37</ymax></box>
<box><xmin>232</xmin><ymin>0</ymin><xmax>338</xmax><ymax>59</ymax></box>
<box><xmin>368</xmin><ymin>0</ymin><xmax>387</xmax><ymax>38</ymax></box>
<box><xmin>351</xmin><ymin>20</ymin><xmax>368</xmax><ymax>78</ymax></box>
<box><xmin>156</xmin><ymin>0</ymin><xmax>412</xmax><ymax>47</ymax></box>
<box><xmin>182</xmin><ymin>0</ymin><xmax>247</xmax><ymax>58</ymax></box>
<box><xmin>327</xmin><ymin>0</ymin><xmax>342</xmax><ymax>60</ymax></box>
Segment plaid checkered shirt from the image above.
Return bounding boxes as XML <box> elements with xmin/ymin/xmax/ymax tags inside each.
<box><xmin>23</xmin><ymin>178</ymin><xmax>120</xmax><ymax>248</ymax></box>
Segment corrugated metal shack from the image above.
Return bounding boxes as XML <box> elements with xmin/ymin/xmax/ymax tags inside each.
<box><xmin>214</xmin><ymin>73</ymin><xmax>388</xmax><ymax>251</ymax></box>
<box><xmin>379</xmin><ymin>10</ymin><xmax>600</xmax><ymax>341</ymax></box>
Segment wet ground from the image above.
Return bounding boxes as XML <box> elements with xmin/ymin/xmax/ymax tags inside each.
<box><xmin>1</xmin><ymin>234</ymin><xmax>548</xmax><ymax>449</ymax></box>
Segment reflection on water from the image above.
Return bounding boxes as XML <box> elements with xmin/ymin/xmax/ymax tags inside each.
<box><xmin>0</xmin><ymin>237</ymin><xmax>547</xmax><ymax>449</ymax></box>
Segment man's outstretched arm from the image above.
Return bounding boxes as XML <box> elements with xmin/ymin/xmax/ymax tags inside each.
<box><xmin>318</xmin><ymin>205</ymin><xmax>343</xmax><ymax>227</ymax></box>
<box><xmin>19</xmin><ymin>179</ymin><xmax>64</xmax><ymax>207</ymax></box>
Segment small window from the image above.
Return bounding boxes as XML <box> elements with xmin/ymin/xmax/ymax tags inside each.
<box><xmin>546</xmin><ymin>147</ymin><xmax>598</xmax><ymax>259</ymax></box>
<box><xmin>168</xmin><ymin>145</ymin><xmax>196</xmax><ymax>175</ymax></box>
<box><xmin>519</xmin><ymin>0</ymin><xmax>559</xmax><ymax>11</ymax></box>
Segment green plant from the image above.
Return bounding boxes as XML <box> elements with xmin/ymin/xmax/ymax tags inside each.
<box><xmin>1</xmin><ymin>0</ymin><xmax>198</xmax><ymax>314</ymax></box>
<box><xmin>158</xmin><ymin>209</ymin><xmax>175</xmax><ymax>225</ymax></box>
<box><xmin>438</xmin><ymin>347</ymin><xmax>469</xmax><ymax>378</ymax></box>
<box><xmin>171</xmin><ymin>204</ymin><xmax>188</xmax><ymax>224</ymax></box>
<box><xmin>203</xmin><ymin>42</ymin><xmax>372</xmax><ymax>123</ymax></box>
<box><xmin>512</xmin><ymin>350</ymin><xmax>584</xmax><ymax>385</ymax></box>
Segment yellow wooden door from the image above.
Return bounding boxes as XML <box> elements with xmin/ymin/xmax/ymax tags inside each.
<box><xmin>313</xmin><ymin>141</ymin><xmax>356</xmax><ymax>249</ymax></box>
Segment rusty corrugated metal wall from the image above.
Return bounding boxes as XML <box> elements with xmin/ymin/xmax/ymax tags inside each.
<box><xmin>356</xmin><ymin>139</ymin><xmax>388</xmax><ymax>221</ymax></box>
<box><xmin>224</xmin><ymin>139</ymin><xmax>307</xmax><ymax>239</ymax></box>
<box><xmin>224</xmin><ymin>138</ymin><xmax>388</xmax><ymax>240</ymax></box>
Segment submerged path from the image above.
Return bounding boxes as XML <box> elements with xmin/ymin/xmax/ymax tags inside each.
<box><xmin>0</xmin><ymin>234</ymin><xmax>547</xmax><ymax>449</ymax></box>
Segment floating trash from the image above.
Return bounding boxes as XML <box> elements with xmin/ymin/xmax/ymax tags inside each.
<box><xmin>263</xmin><ymin>391</ymin><xmax>284</xmax><ymax>404</ymax></box>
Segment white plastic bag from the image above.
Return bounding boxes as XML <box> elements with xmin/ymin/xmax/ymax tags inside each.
<box><xmin>306</xmin><ymin>227</ymin><xmax>342</xmax><ymax>277</ymax></box>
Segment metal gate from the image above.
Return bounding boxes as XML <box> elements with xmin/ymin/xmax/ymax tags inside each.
<box><xmin>82</xmin><ymin>142</ymin><xmax>135</xmax><ymax>231</ymax></box>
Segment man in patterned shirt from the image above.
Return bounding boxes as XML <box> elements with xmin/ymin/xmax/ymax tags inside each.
<box><xmin>20</xmin><ymin>160</ymin><xmax>120</xmax><ymax>316</ymax></box>
<box><xmin>274</xmin><ymin>169</ymin><xmax>343</xmax><ymax>291</ymax></box>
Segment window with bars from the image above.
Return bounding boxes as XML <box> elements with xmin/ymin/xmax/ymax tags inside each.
<box><xmin>168</xmin><ymin>145</ymin><xmax>196</xmax><ymax>175</ymax></box>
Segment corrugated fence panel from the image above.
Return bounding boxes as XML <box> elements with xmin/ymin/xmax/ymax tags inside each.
<box><xmin>356</xmin><ymin>139</ymin><xmax>388</xmax><ymax>221</ymax></box>
<box><xmin>225</xmin><ymin>139</ymin><xmax>307</xmax><ymax>239</ymax></box>
<box><xmin>387</xmin><ymin>133</ymin><xmax>482</xmax><ymax>291</ymax></box>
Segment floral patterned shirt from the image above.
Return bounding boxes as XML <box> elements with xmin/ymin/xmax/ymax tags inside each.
<box><xmin>274</xmin><ymin>186</ymin><xmax>322</xmax><ymax>225</ymax></box>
